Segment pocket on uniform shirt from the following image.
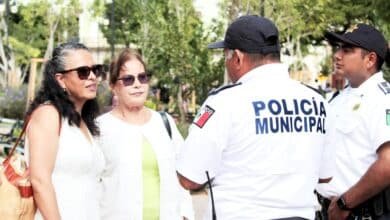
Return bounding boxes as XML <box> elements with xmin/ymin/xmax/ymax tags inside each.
<box><xmin>335</xmin><ymin>116</ymin><xmax>359</xmax><ymax>134</ymax></box>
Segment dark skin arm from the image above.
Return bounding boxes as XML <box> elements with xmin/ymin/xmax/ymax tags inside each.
<box><xmin>328</xmin><ymin>142</ymin><xmax>390</xmax><ymax>220</ymax></box>
<box><xmin>319</xmin><ymin>177</ymin><xmax>332</xmax><ymax>183</ymax></box>
<box><xmin>177</xmin><ymin>172</ymin><xmax>205</xmax><ymax>191</ymax></box>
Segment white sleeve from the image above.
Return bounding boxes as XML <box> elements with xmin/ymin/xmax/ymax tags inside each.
<box><xmin>319</xmin><ymin>102</ymin><xmax>335</xmax><ymax>179</ymax></box>
<box><xmin>177</xmin><ymin>97</ymin><xmax>229</xmax><ymax>184</ymax></box>
<box><xmin>178</xmin><ymin>186</ymin><xmax>195</xmax><ymax>220</ymax></box>
<box><xmin>164</xmin><ymin>113</ymin><xmax>195</xmax><ymax>219</ymax></box>
<box><xmin>368</xmin><ymin>100</ymin><xmax>390</xmax><ymax>151</ymax></box>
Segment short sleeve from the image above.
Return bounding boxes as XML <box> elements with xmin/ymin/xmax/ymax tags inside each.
<box><xmin>177</xmin><ymin>96</ymin><xmax>230</xmax><ymax>184</ymax></box>
<box><xmin>368</xmin><ymin>99</ymin><xmax>390</xmax><ymax>151</ymax></box>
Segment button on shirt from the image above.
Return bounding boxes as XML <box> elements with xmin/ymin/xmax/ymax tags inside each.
<box><xmin>177</xmin><ymin>63</ymin><xmax>334</xmax><ymax>220</ymax></box>
<box><xmin>317</xmin><ymin>72</ymin><xmax>390</xmax><ymax>198</ymax></box>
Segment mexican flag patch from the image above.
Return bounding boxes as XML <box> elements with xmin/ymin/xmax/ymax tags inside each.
<box><xmin>194</xmin><ymin>105</ymin><xmax>215</xmax><ymax>128</ymax></box>
<box><xmin>387</xmin><ymin>109</ymin><xmax>390</xmax><ymax>126</ymax></box>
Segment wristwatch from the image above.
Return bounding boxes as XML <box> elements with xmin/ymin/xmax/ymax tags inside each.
<box><xmin>337</xmin><ymin>195</ymin><xmax>352</xmax><ymax>210</ymax></box>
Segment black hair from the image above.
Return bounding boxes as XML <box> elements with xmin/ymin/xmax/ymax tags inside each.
<box><xmin>26</xmin><ymin>42</ymin><xmax>100</xmax><ymax>136</ymax></box>
<box><xmin>360</xmin><ymin>48</ymin><xmax>387</xmax><ymax>71</ymax></box>
<box><xmin>385</xmin><ymin>48</ymin><xmax>390</xmax><ymax>68</ymax></box>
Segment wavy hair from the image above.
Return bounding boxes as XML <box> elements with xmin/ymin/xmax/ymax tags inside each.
<box><xmin>26</xmin><ymin>42</ymin><xmax>100</xmax><ymax>136</ymax></box>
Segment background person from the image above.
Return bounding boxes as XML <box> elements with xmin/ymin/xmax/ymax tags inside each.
<box><xmin>316</xmin><ymin>24</ymin><xmax>390</xmax><ymax>220</ymax></box>
<box><xmin>25</xmin><ymin>42</ymin><xmax>105</xmax><ymax>220</ymax></box>
<box><xmin>177</xmin><ymin>15</ymin><xmax>334</xmax><ymax>220</ymax></box>
<box><xmin>97</xmin><ymin>48</ymin><xmax>194</xmax><ymax>220</ymax></box>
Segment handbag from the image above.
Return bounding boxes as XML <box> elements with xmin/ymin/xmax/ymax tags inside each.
<box><xmin>0</xmin><ymin>117</ymin><xmax>36</xmax><ymax>220</ymax></box>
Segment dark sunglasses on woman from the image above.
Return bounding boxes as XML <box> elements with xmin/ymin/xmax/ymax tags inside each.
<box><xmin>59</xmin><ymin>64</ymin><xmax>105</xmax><ymax>80</ymax></box>
<box><xmin>117</xmin><ymin>72</ymin><xmax>151</xmax><ymax>86</ymax></box>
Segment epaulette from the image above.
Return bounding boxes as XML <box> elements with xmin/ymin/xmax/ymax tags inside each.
<box><xmin>378</xmin><ymin>81</ymin><xmax>390</xmax><ymax>95</ymax></box>
<box><xmin>329</xmin><ymin>85</ymin><xmax>349</xmax><ymax>103</ymax></box>
<box><xmin>302</xmin><ymin>83</ymin><xmax>323</xmax><ymax>97</ymax></box>
<box><xmin>328</xmin><ymin>91</ymin><xmax>340</xmax><ymax>103</ymax></box>
<box><xmin>208</xmin><ymin>82</ymin><xmax>242</xmax><ymax>96</ymax></box>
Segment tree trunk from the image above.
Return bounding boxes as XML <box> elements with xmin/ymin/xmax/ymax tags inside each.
<box><xmin>177</xmin><ymin>84</ymin><xmax>186</xmax><ymax>123</ymax></box>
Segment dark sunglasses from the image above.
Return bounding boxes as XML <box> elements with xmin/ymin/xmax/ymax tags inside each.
<box><xmin>117</xmin><ymin>72</ymin><xmax>150</xmax><ymax>86</ymax></box>
<box><xmin>58</xmin><ymin>64</ymin><xmax>105</xmax><ymax>80</ymax></box>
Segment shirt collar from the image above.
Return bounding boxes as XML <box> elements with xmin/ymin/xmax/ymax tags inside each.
<box><xmin>237</xmin><ymin>63</ymin><xmax>289</xmax><ymax>84</ymax></box>
<box><xmin>346</xmin><ymin>71</ymin><xmax>383</xmax><ymax>95</ymax></box>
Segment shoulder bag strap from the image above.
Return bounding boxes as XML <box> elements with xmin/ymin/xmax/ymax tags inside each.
<box><xmin>5</xmin><ymin>116</ymin><xmax>31</xmax><ymax>159</ymax></box>
<box><xmin>159</xmin><ymin>111</ymin><xmax>172</xmax><ymax>139</ymax></box>
<box><xmin>5</xmin><ymin>109</ymin><xmax>62</xmax><ymax>161</ymax></box>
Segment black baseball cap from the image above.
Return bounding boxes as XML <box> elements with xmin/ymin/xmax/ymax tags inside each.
<box><xmin>325</xmin><ymin>24</ymin><xmax>388</xmax><ymax>60</ymax></box>
<box><xmin>208</xmin><ymin>15</ymin><xmax>280</xmax><ymax>54</ymax></box>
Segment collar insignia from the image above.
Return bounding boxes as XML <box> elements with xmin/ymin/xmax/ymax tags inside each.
<box><xmin>378</xmin><ymin>81</ymin><xmax>390</xmax><ymax>95</ymax></box>
<box><xmin>352</xmin><ymin>103</ymin><xmax>360</xmax><ymax>111</ymax></box>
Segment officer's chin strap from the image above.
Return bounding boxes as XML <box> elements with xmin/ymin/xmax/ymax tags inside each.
<box><xmin>206</xmin><ymin>171</ymin><xmax>217</xmax><ymax>220</ymax></box>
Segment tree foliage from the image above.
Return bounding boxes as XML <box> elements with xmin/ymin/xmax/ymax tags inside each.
<box><xmin>219</xmin><ymin>0</ymin><xmax>390</xmax><ymax>74</ymax></box>
<box><xmin>0</xmin><ymin>0</ymin><xmax>81</xmax><ymax>89</ymax></box>
<box><xmin>93</xmin><ymin>0</ymin><xmax>224</xmax><ymax>121</ymax></box>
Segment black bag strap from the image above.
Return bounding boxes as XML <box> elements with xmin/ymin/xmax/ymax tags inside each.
<box><xmin>159</xmin><ymin>111</ymin><xmax>172</xmax><ymax>139</ymax></box>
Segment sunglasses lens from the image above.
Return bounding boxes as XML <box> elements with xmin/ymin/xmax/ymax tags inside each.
<box><xmin>92</xmin><ymin>65</ymin><xmax>104</xmax><ymax>77</ymax></box>
<box><xmin>122</xmin><ymin>76</ymin><xmax>135</xmax><ymax>86</ymax></box>
<box><xmin>138</xmin><ymin>73</ymin><xmax>150</xmax><ymax>84</ymax></box>
<box><xmin>76</xmin><ymin>66</ymin><xmax>91</xmax><ymax>80</ymax></box>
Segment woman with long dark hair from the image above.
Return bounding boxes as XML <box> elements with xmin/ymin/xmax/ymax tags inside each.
<box><xmin>25</xmin><ymin>42</ymin><xmax>105</xmax><ymax>219</ymax></box>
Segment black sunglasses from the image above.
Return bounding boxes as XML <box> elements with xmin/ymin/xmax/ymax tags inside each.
<box><xmin>117</xmin><ymin>72</ymin><xmax>150</xmax><ymax>86</ymax></box>
<box><xmin>59</xmin><ymin>64</ymin><xmax>105</xmax><ymax>80</ymax></box>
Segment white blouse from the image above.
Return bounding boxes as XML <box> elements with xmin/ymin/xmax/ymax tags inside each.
<box><xmin>97</xmin><ymin>110</ymin><xmax>194</xmax><ymax>220</ymax></box>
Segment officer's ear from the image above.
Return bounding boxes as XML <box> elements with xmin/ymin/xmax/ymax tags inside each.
<box><xmin>364</xmin><ymin>51</ymin><xmax>378</xmax><ymax>71</ymax></box>
<box><xmin>234</xmin><ymin>49</ymin><xmax>244</xmax><ymax>65</ymax></box>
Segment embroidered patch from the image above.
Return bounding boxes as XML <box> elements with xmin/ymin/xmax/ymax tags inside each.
<box><xmin>387</xmin><ymin>109</ymin><xmax>390</xmax><ymax>126</ymax></box>
<box><xmin>194</xmin><ymin>105</ymin><xmax>215</xmax><ymax>128</ymax></box>
<box><xmin>352</xmin><ymin>103</ymin><xmax>360</xmax><ymax>111</ymax></box>
<box><xmin>378</xmin><ymin>82</ymin><xmax>390</xmax><ymax>95</ymax></box>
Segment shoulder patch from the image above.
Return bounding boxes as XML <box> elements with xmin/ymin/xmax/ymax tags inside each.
<box><xmin>378</xmin><ymin>81</ymin><xmax>390</xmax><ymax>95</ymax></box>
<box><xmin>208</xmin><ymin>82</ymin><xmax>242</xmax><ymax>96</ymax></box>
<box><xmin>193</xmin><ymin>105</ymin><xmax>215</xmax><ymax>128</ymax></box>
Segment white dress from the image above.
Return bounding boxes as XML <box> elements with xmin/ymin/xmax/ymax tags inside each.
<box><xmin>26</xmin><ymin>118</ymin><xmax>105</xmax><ymax>220</ymax></box>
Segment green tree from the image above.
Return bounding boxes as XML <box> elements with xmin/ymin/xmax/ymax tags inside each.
<box><xmin>219</xmin><ymin>0</ymin><xmax>390</xmax><ymax>75</ymax></box>
<box><xmin>0</xmin><ymin>0</ymin><xmax>81</xmax><ymax>89</ymax></box>
<box><xmin>93</xmin><ymin>0</ymin><xmax>224</xmax><ymax>122</ymax></box>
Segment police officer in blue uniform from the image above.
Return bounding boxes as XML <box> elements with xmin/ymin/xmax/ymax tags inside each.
<box><xmin>176</xmin><ymin>15</ymin><xmax>334</xmax><ymax>220</ymax></box>
<box><xmin>316</xmin><ymin>24</ymin><xmax>390</xmax><ymax>220</ymax></box>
